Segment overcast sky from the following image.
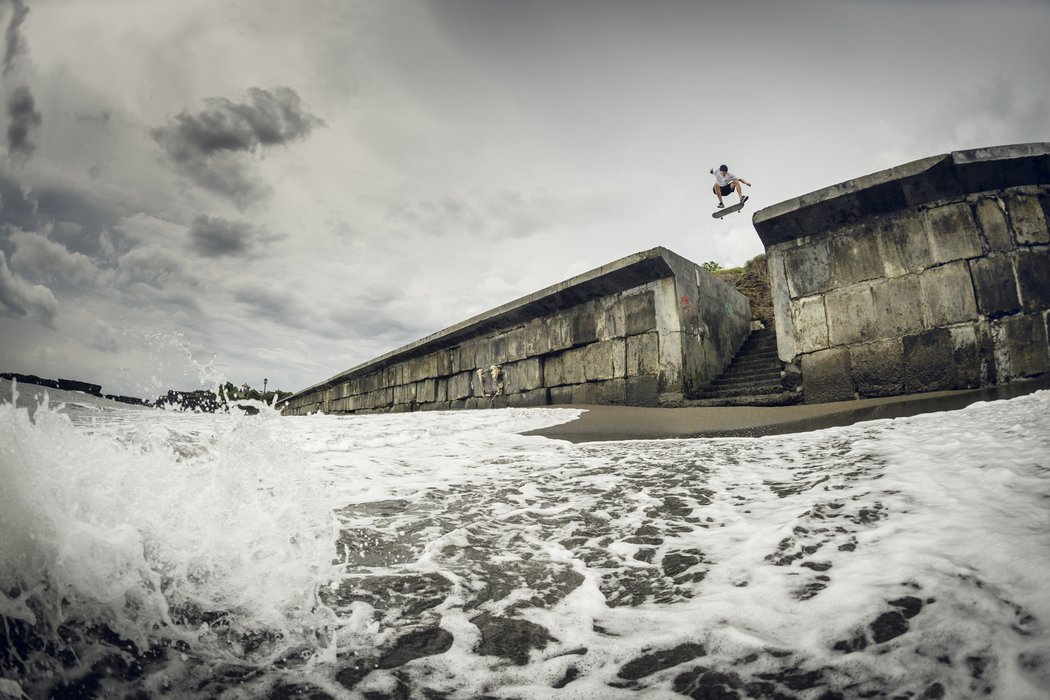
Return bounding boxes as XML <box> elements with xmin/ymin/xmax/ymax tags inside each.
<box><xmin>1</xmin><ymin>0</ymin><xmax>1047</xmax><ymax>398</ymax></box>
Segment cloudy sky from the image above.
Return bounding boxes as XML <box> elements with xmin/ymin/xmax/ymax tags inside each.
<box><xmin>1</xmin><ymin>0</ymin><xmax>1047</xmax><ymax>398</ymax></box>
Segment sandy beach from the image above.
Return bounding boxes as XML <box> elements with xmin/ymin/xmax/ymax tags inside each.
<box><xmin>529</xmin><ymin>375</ymin><xmax>1050</xmax><ymax>442</ymax></box>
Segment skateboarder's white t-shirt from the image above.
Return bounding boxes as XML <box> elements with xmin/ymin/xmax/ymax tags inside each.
<box><xmin>713</xmin><ymin>168</ymin><xmax>739</xmax><ymax>186</ymax></box>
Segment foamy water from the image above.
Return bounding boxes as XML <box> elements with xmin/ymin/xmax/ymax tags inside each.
<box><xmin>2</xmin><ymin>379</ymin><xmax>1049</xmax><ymax>699</ymax></box>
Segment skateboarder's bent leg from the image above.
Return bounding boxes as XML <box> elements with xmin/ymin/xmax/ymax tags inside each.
<box><xmin>713</xmin><ymin>183</ymin><xmax>724</xmax><ymax>206</ymax></box>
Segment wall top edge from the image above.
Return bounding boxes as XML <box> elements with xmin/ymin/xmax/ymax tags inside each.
<box><xmin>286</xmin><ymin>247</ymin><xmax>694</xmax><ymax>400</ymax></box>
<box><xmin>751</xmin><ymin>142</ymin><xmax>1050</xmax><ymax>248</ymax></box>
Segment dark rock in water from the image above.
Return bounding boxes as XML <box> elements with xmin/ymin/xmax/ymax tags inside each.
<box><xmin>155</xmin><ymin>389</ymin><xmax>224</xmax><ymax>412</ymax></box>
<box><xmin>888</xmin><ymin>595</ymin><xmax>924</xmax><ymax>619</ymax></box>
<box><xmin>56</xmin><ymin>378</ymin><xmax>102</xmax><ymax>396</ymax></box>
<box><xmin>662</xmin><ymin>551</ymin><xmax>701</xmax><ymax>577</ymax></box>
<box><xmin>325</xmin><ymin>573</ymin><xmax>452</xmax><ymax>618</ymax></box>
<box><xmin>236</xmin><ymin>403</ymin><xmax>261</xmax><ymax>415</ymax></box>
<box><xmin>672</xmin><ymin>666</ymin><xmax>745</xmax><ymax>699</ymax></box>
<box><xmin>923</xmin><ymin>682</ymin><xmax>946</xmax><ymax>698</ymax></box>
<box><xmin>870</xmin><ymin>610</ymin><xmax>909</xmax><ymax>643</ymax></box>
<box><xmin>268</xmin><ymin>681</ymin><xmax>336</xmax><ymax>699</ymax></box>
<box><xmin>378</xmin><ymin>627</ymin><xmax>453</xmax><ymax>669</ymax></box>
<box><xmin>553</xmin><ymin>666</ymin><xmax>580</xmax><ymax>689</ymax></box>
<box><xmin>104</xmin><ymin>394</ymin><xmax>150</xmax><ymax>406</ymax></box>
<box><xmin>832</xmin><ymin>629</ymin><xmax>869</xmax><ymax>653</ymax></box>
<box><xmin>617</xmin><ymin>641</ymin><xmax>707</xmax><ymax>680</ymax></box>
<box><xmin>471</xmin><ymin>613</ymin><xmax>554</xmax><ymax>666</ymax></box>
<box><xmin>335</xmin><ymin>660</ymin><xmax>377</xmax><ymax>691</ymax></box>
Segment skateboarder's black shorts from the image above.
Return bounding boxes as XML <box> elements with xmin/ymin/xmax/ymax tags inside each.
<box><xmin>719</xmin><ymin>184</ymin><xmax>734</xmax><ymax>196</ymax></box>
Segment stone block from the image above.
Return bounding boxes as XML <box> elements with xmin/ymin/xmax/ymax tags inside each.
<box><xmin>871</xmin><ymin>275</ymin><xmax>925</xmax><ymax>339</ymax></box>
<box><xmin>571</xmin><ymin>382</ymin><xmax>598</xmax><ymax>405</ymax></box>
<box><xmin>1003</xmin><ymin>313</ymin><xmax>1050</xmax><ymax>378</ymax></box>
<box><xmin>448</xmin><ymin>371</ymin><xmax>472</xmax><ymax>401</ymax></box>
<box><xmin>490</xmin><ymin>333</ymin><xmax>509</xmax><ymax>365</ymax></box>
<box><xmin>626</xmin><ymin>376</ymin><xmax>661</xmax><ymax>406</ymax></box>
<box><xmin>524</xmin><ymin>317</ymin><xmax>550</xmax><ymax>357</ymax></box>
<box><xmin>503</xmin><ymin>357</ymin><xmax>542</xmax><ymax>394</ymax></box>
<box><xmin>801</xmin><ymin>347</ymin><xmax>854</xmax><ymax>404</ymax></box>
<box><xmin>830</xmin><ymin>230</ymin><xmax>883</xmax><ymax>286</ymax></box>
<box><xmin>876</xmin><ymin>213</ymin><xmax>934</xmax><ymax>276</ymax></box>
<box><xmin>969</xmin><ymin>256</ymin><xmax>1020</xmax><ymax>318</ymax></box>
<box><xmin>582</xmin><ymin>339</ymin><xmax>626</xmax><ymax>382</ymax></box>
<box><xmin>542</xmin><ymin>353</ymin><xmax>567</xmax><ymax>387</ymax></box>
<box><xmin>950</xmin><ymin>323</ymin><xmax>992</xmax><ymax>388</ymax></box>
<box><xmin>903</xmin><ymin>328</ymin><xmax>955</xmax><ymax>393</ymax></box>
<box><xmin>472</xmin><ymin>365</ymin><xmax>504</xmax><ymax>397</ymax></box>
<box><xmin>599</xmin><ymin>298</ymin><xmax>626</xmax><ymax>340</ymax></box>
<box><xmin>1015</xmin><ymin>249</ymin><xmax>1050</xmax><ymax>313</ymax></box>
<box><xmin>793</xmin><ymin>296</ymin><xmax>829</xmax><ymax>353</ymax></box>
<box><xmin>919</xmin><ymin>261</ymin><xmax>978</xmax><ymax>327</ymax></box>
<box><xmin>473</xmin><ymin>337</ymin><xmax>493</xmax><ymax>368</ymax></box>
<box><xmin>435</xmin><ymin>350</ymin><xmax>454</xmax><ymax>377</ymax></box>
<box><xmin>572</xmin><ymin>305</ymin><xmax>599</xmax><ymax>346</ymax></box>
<box><xmin>1007</xmin><ymin>193</ymin><xmax>1049</xmax><ymax>245</ymax></box>
<box><xmin>825</xmin><ymin>285</ymin><xmax>876</xmax><ymax>346</ymax></box>
<box><xmin>624</xmin><ymin>291</ymin><xmax>657</xmax><ymax>335</ymax></box>
<box><xmin>507</xmin><ymin>388</ymin><xmax>549</xmax><ymax>407</ymax></box>
<box><xmin>768</xmin><ymin>250</ymin><xmax>797</xmax><ymax>360</ymax></box>
<box><xmin>549</xmin><ymin>313</ymin><xmax>573</xmax><ymax>352</ymax></box>
<box><xmin>975</xmin><ymin>197</ymin><xmax>1013</xmax><ymax>252</ymax></box>
<box><xmin>393</xmin><ymin>383</ymin><xmax>416</xmax><ymax>405</ymax></box>
<box><xmin>924</xmin><ymin>202</ymin><xmax>983</xmax><ymax>264</ymax></box>
<box><xmin>416</xmin><ymin>378</ymin><xmax>437</xmax><ymax>404</ymax></box>
<box><xmin>849</xmin><ymin>340</ymin><xmax>904</xmax><ymax>398</ymax></box>
<box><xmin>626</xmin><ymin>332</ymin><xmax>660</xmax><ymax>376</ymax></box>
<box><xmin>560</xmin><ymin>347</ymin><xmax>588</xmax><ymax>385</ymax></box>
<box><xmin>595</xmin><ymin>378</ymin><xmax>627</xmax><ymax>405</ymax></box>
<box><xmin>785</xmin><ymin>240</ymin><xmax>832</xmax><ymax>298</ymax></box>
<box><xmin>506</xmin><ymin>327</ymin><xmax>527</xmax><ymax>361</ymax></box>
<box><xmin>549</xmin><ymin>386</ymin><xmax>574</xmax><ymax>405</ymax></box>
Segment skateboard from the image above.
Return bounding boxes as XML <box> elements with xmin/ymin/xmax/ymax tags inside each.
<box><xmin>712</xmin><ymin>197</ymin><xmax>748</xmax><ymax>219</ymax></box>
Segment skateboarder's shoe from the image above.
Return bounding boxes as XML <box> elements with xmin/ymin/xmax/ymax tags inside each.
<box><xmin>717</xmin><ymin>203</ymin><xmax>725</xmax><ymax>209</ymax></box>
<box><xmin>740</xmin><ymin>195</ymin><xmax>749</xmax><ymax>205</ymax></box>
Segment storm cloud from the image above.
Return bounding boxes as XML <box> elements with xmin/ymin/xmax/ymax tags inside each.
<box><xmin>2</xmin><ymin>0</ymin><xmax>30</xmax><ymax>76</ymax></box>
<box><xmin>0</xmin><ymin>249</ymin><xmax>57</xmax><ymax>326</ymax></box>
<box><xmin>6</xmin><ymin>85</ymin><xmax>42</xmax><ymax>160</ymax></box>
<box><xmin>189</xmin><ymin>215</ymin><xmax>280</xmax><ymax>258</ymax></box>
<box><xmin>151</xmin><ymin>87</ymin><xmax>323</xmax><ymax>206</ymax></box>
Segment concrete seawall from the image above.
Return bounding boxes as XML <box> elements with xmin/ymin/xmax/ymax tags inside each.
<box><xmin>282</xmin><ymin>247</ymin><xmax>750</xmax><ymax>415</ymax></box>
<box><xmin>754</xmin><ymin>142</ymin><xmax>1050</xmax><ymax>403</ymax></box>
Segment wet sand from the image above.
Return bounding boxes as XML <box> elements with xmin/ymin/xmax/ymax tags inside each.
<box><xmin>528</xmin><ymin>376</ymin><xmax>1050</xmax><ymax>442</ymax></box>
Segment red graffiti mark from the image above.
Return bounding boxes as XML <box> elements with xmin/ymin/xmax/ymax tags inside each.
<box><xmin>680</xmin><ymin>295</ymin><xmax>692</xmax><ymax>310</ymax></box>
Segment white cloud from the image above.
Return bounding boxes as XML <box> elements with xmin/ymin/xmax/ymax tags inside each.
<box><xmin>0</xmin><ymin>249</ymin><xmax>58</xmax><ymax>325</ymax></box>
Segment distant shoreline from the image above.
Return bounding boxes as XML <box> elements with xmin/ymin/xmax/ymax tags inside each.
<box><xmin>0</xmin><ymin>372</ymin><xmax>150</xmax><ymax>406</ymax></box>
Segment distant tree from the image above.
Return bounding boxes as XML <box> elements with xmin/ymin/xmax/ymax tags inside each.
<box><xmin>702</xmin><ymin>261</ymin><xmax>723</xmax><ymax>272</ymax></box>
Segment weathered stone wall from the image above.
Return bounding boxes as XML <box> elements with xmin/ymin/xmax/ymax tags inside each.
<box><xmin>754</xmin><ymin>143</ymin><xmax>1050</xmax><ymax>404</ymax></box>
<box><xmin>282</xmin><ymin>248</ymin><xmax>750</xmax><ymax>415</ymax></box>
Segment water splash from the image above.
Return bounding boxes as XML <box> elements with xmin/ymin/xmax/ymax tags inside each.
<box><xmin>0</xmin><ymin>387</ymin><xmax>342</xmax><ymax>696</ymax></box>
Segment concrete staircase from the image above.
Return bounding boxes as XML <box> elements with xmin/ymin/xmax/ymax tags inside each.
<box><xmin>692</xmin><ymin>327</ymin><xmax>801</xmax><ymax>406</ymax></box>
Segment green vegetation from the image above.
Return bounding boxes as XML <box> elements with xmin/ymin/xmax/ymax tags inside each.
<box><xmin>710</xmin><ymin>254</ymin><xmax>773</xmax><ymax>324</ymax></box>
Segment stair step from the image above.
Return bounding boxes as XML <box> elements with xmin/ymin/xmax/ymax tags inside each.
<box><xmin>702</xmin><ymin>382</ymin><xmax>784</xmax><ymax>398</ymax></box>
<box><xmin>714</xmin><ymin>372</ymin><xmax>783</xmax><ymax>387</ymax></box>
<box><xmin>727</xmin><ymin>358</ymin><xmax>779</xmax><ymax>372</ymax></box>
<box><xmin>685</xmin><ymin>391</ymin><xmax>801</xmax><ymax>408</ymax></box>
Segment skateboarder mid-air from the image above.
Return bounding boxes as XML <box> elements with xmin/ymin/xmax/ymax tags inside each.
<box><xmin>710</xmin><ymin>164</ymin><xmax>751</xmax><ymax>209</ymax></box>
